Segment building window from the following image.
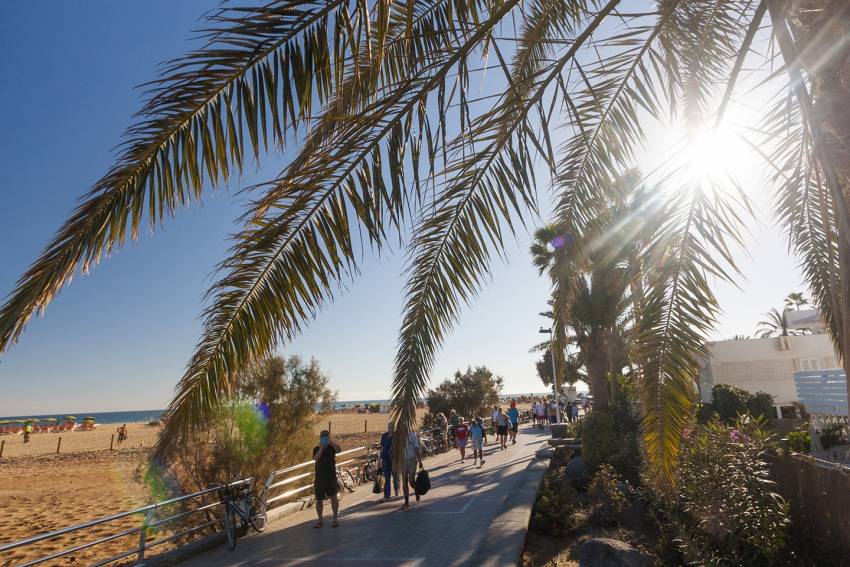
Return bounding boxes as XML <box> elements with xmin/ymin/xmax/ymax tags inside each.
<box><xmin>798</xmin><ymin>357</ymin><xmax>820</xmax><ymax>371</ymax></box>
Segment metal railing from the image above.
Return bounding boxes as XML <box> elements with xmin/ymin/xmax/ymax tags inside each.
<box><xmin>1</xmin><ymin>428</ymin><xmax>462</xmax><ymax>565</ymax></box>
<box><xmin>0</xmin><ymin>477</ymin><xmax>251</xmax><ymax>566</ymax></box>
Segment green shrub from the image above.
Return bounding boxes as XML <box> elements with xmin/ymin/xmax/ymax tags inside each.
<box><xmin>582</xmin><ymin>409</ymin><xmax>618</xmax><ymax>471</ymax></box>
<box><xmin>818</xmin><ymin>423</ymin><xmax>848</xmax><ymax>451</ymax></box>
<box><xmin>787</xmin><ymin>424</ymin><xmax>811</xmax><ymax>453</ymax></box>
<box><xmin>531</xmin><ymin>468</ymin><xmax>576</xmax><ymax>536</ymax></box>
<box><xmin>588</xmin><ymin>464</ymin><xmax>626</xmax><ymax>524</ymax></box>
<box><xmin>747</xmin><ymin>391</ymin><xmax>776</xmax><ymax>419</ymax></box>
<box><xmin>711</xmin><ymin>384</ymin><xmax>750</xmax><ymax>423</ymax></box>
<box><xmin>676</xmin><ymin>417</ymin><xmax>790</xmax><ymax>565</ymax></box>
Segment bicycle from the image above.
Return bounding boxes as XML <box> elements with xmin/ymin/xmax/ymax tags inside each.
<box><xmin>217</xmin><ymin>479</ymin><xmax>267</xmax><ymax>551</ymax></box>
<box><xmin>361</xmin><ymin>443</ymin><xmax>381</xmax><ymax>483</ymax></box>
<box><xmin>336</xmin><ymin>466</ymin><xmax>357</xmax><ymax>499</ymax></box>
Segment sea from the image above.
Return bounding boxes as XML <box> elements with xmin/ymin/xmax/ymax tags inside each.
<box><xmin>2</xmin><ymin>394</ymin><xmax>547</xmax><ymax>424</ymax></box>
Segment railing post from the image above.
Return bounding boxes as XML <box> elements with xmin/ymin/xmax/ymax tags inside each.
<box><xmin>137</xmin><ymin>507</ymin><xmax>155</xmax><ymax>562</ymax></box>
<box><xmin>56</xmin><ymin>436</ymin><xmax>62</xmax><ymax>454</ymax></box>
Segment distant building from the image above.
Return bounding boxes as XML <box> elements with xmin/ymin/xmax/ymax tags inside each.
<box><xmin>698</xmin><ymin>333</ymin><xmax>840</xmax><ymax>418</ymax></box>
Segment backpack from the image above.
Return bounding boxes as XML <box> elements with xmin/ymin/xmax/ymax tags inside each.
<box><xmin>414</xmin><ymin>468</ymin><xmax>431</xmax><ymax>496</ymax></box>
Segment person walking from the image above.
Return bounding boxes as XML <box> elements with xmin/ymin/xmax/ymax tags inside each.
<box><xmin>455</xmin><ymin>417</ymin><xmax>469</xmax><ymax>462</ymax></box>
<box><xmin>379</xmin><ymin>422</ymin><xmax>399</xmax><ymax>501</ymax></box>
<box><xmin>547</xmin><ymin>399</ymin><xmax>558</xmax><ymax>425</ymax></box>
<box><xmin>535</xmin><ymin>399</ymin><xmax>546</xmax><ymax>429</ymax></box>
<box><xmin>437</xmin><ymin>412</ymin><xmax>449</xmax><ymax>452</ymax></box>
<box><xmin>470</xmin><ymin>417</ymin><xmax>485</xmax><ymax>466</ymax></box>
<box><xmin>312</xmin><ymin>430</ymin><xmax>341</xmax><ymax>528</ymax></box>
<box><xmin>401</xmin><ymin>427</ymin><xmax>423</xmax><ymax>510</ymax></box>
<box><xmin>494</xmin><ymin>408</ymin><xmax>508</xmax><ymax>450</ymax></box>
<box><xmin>449</xmin><ymin>409</ymin><xmax>460</xmax><ymax>447</ymax></box>
<box><xmin>506</xmin><ymin>401</ymin><xmax>520</xmax><ymax>445</ymax></box>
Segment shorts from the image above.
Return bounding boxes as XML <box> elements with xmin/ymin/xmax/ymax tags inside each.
<box><xmin>549</xmin><ymin>415</ymin><xmax>557</xmax><ymax>424</ymax></box>
<box><xmin>314</xmin><ymin>473</ymin><xmax>338</xmax><ymax>501</ymax></box>
<box><xmin>472</xmin><ymin>438</ymin><xmax>483</xmax><ymax>450</ymax></box>
<box><xmin>456</xmin><ymin>437</ymin><xmax>468</xmax><ymax>449</ymax></box>
<box><xmin>497</xmin><ymin>425</ymin><xmax>507</xmax><ymax>435</ymax></box>
<box><xmin>511</xmin><ymin>423</ymin><xmax>518</xmax><ymax>433</ymax></box>
<box><xmin>402</xmin><ymin>458</ymin><xmax>418</xmax><ymax>477</ymax></box>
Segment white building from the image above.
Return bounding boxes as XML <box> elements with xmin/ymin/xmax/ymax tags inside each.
<box><xmin>698</xmin><ymin>333</ymin><xmax>841</xmax><ymax>418</ymax></box>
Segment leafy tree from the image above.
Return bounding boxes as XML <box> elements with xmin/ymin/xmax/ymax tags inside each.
<box><xmin>535</xmin><ymin>349</ymin><xmax>584</xmax><ymax>388</ymax></box>
<box><xmin>2</xmin><ymin>0</ymin><xmax>849</xmax><ymax>486</ymax></box>
<box><xmin>710</xmin><ymin>384</ymin><xmax>774</xmax><ymax>423</ymax></box>
<box><xmin>426</xmin><ymin>366</ymin><xmax>503</xmax><ymax>421</ymax></box>
<box><xmin>171</xmin><ymin>355</ymin><xmax>334</xmax><ymax>492</ymax></box>
<box><xmin>746</xmin><ymin>391</ymin><xmax>776</xmax><ymax>420</ymax></box>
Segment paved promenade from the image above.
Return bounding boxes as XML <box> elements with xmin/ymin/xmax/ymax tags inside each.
<box><xmin>181</xmin><ymin>425</ymin><xmax>550</xmax><ymax>567</ymax></box>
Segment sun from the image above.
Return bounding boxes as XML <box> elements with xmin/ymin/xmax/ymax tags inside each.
<box><xmin>682</xmin><ymin>125</ymin><xmax>750</xmax><ymax>182</ymax></box>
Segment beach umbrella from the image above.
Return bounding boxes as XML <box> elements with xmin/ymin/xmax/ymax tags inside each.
<box><xmin>65</xmin><ymin>415</ymin><xmax>76</xmax><ymax>421</ymax></box>
<box><xmin>0</xmin><ymin>420</ymin><xmax>10</xmax><ymax>425</ymax></box>
<box><xmin>83</xmin><ymin>416</ymin><xmax>96</xmax><ymax>422</ymax></box>
<box><xmin>44</xmin><ymin>417</ymin><xmax>58</xmax><ymax>422</ymax></box>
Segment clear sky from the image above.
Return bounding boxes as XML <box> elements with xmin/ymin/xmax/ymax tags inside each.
<box><xmin>0</xmin><ymin>2</ymin><xmax>805</xmax><ymax>415</ymax></box>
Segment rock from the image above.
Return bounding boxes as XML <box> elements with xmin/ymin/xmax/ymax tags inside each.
<box><xmin>565</xmin><ymin>455</ymin><xmax>586</xmax><ymax>480</ymax></box>
<box><xmin>577</xmin><ymin>538</ymin><xmax>653</xmax><ymax>567</ymax></box>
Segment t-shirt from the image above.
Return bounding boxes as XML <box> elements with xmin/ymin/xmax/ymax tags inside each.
<box><xmin>313</xmin><ymin>444</ymin><xmax>336</xmax><ymax>477</ymax></box>
<box><xmin>507</xmin><ymin>408</ymin><xmax>519</xmax><ymax>425</ymax></box>
<box><xmin>491</xmin><ymin>410</ymin><xmax>499</xmax><ymax>423</ymax></box>
<box><xmin>469</xmin><ymin>422</ymin><xmax>484</xmax><ymax>441</ymax></box>
<box><xmin>535</xmin><ymin>404</ymin><xmax>546</xmax><ymax>416</ymax></box>
<box><xmin>404</xmin><ymin>431</ymin><xmax>420</xmax><ymax>461</ymax></box>
<box><xmin>450</xmin><ymin>414</ymin><xmax>460</xmax><ymax>427</ymax></box>
<box><xmin>455</xmin><ymin>424</ymin><xmax>469</xmax><ymax>440</ymax></box>
<box><xmin>380</xmin><ymin>432</ymin><xmax>394</xmax><ymax>462</ymax></box>
<box><xmin>495</xmin><ymin>413</ymin><xmax>507</xmax><ymax>427</ymax></box>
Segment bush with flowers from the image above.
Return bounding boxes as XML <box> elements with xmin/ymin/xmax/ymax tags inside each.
<box><xmin>671</xmin><ymin>416</ymin><xmax>790</xmax><ymax>565</ymax></box>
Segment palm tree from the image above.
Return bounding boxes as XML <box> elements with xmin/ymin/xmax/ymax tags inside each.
<box><xmin>1</xmin><ymin>1</ymin><xmax>849</xmax><ymax>486</ymax></box>
<box><xmin>757</xmin><ymin>308</ymin><xmax>794</xmax><ymax>338</ymax></box>
<box><xmin>784</xmin><ymin>292</ymin><xmax>809</xmax><ymax>310</ymax></box>
<box><xmin>756</xmin><ymin>307</ymin><xmax>812</xmax><ymax>338</ymax></box>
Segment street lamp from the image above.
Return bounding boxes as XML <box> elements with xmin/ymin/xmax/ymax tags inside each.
<box><xmin>539</xmin><ymin>326</ymin><xmax>562</xmax><ymax>423</ymax></box>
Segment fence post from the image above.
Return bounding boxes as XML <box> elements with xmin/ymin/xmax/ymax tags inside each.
<box><xmin>328</xmin><ymin>421</ymin><xmax>331</xmax><ymax>434</ymax></box>
<box><xmin>110</xmin><ymin>434</ymin><xmax>114</xmax><ymax>451</ymax></box>
<box><xmin>0</xmin><ymin>440</ymin><xmax>4</xmax><ymax>458</ymax></box>
<box><xmin>56</xmin><ymin>437</ymin><xmax>62</xmax><ymax>454</ymax></box>
<box><xmin>138</xmin><ymin>507</ymin><xmax>155</xmax><ymax>562</ymax></box>
<box><xmin>364</xmin><ymin>419</ymin><xmax>367</xmax><ymax>433</ymax></box>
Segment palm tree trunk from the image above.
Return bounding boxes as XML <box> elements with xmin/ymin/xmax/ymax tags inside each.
<box><xmin>776</xmin><ymin>0</ymin><xmax>850</xmax><ymax>405</ymax></box>
<box><xmin>586</xmin><ymin>332</ymin><xmax>611</xmax><ymax>409</ymax></box>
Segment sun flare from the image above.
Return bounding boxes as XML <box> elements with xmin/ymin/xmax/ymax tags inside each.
<box><xmin>682</xmin><ymin>125</ymin><xmax>750</xmax><ymax>181</ymax></box>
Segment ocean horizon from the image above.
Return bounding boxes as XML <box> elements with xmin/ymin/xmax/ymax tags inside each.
<box><xmin>1</xmin><ymin>393</ymin><xmax>555</xmax><ymax>424</ymax></box>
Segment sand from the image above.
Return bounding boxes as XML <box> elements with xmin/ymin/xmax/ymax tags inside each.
<box><xmin>0</xmin><ymin>405</ymin><xmax>486</xmax><ymax>564</ymax></box>
<box><xmin>0</xmin><ymin>423</ymin><xmax>161</xmax><ymax>459</ymax></box>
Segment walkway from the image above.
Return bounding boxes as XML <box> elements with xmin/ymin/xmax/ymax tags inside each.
<box><xmin>181</xmin><ymin>424</ymin><xmax>550</xmax><ymax>567</ymax></box>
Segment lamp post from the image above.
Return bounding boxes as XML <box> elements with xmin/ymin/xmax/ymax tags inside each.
<box><xmin>539</xmin><ymin>327</ymin><xmax>561</xmax><ymax>423</ymax></box>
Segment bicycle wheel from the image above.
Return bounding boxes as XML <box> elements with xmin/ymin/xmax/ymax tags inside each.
<box><xmin>338</xmin><ymin>468</ymin><xmax>356</xmax><ymax>493</ymax></box>
<box><xmin>248</xmin><ymin>495</ymin><xmax>268</xmax><ymax>533</ymax></box>
<box><xmin>363</xmin><ymin>461</ymin><xmax>376</xmax><ymax>483</ymax></box>
<box><xmin>223</xmin><ymin>503</ymin><xmax>237</xmax><ymax>551</ymax></box>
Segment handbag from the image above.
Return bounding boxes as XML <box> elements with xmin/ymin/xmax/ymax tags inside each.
<box><xmin>372</xmin><ymin>474</ymin><xmax>383</xmax><ymax>494</ymax></box>
<box><xmin>414</xmin><ymin>468</ymin><xmax>431</xmax><ymax>496</ymax></box>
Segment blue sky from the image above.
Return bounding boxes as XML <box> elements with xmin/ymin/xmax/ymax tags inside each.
<box><xmin>0</xmin><ymin>2</ymin><xmax>804</xmax><ymax>414</ymax></box>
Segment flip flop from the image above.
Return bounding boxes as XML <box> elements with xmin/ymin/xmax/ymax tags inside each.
<box><xmin>332</xmin><ymin>520</ymin><xmax>339</xmax><ymax>528</ymax></box>
<box><xmin>313</xmin><ymin>522</ymin><xmax>323</xmax><ymax>529</ymax></box>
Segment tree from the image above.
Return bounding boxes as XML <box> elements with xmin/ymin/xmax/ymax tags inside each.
<box><xmin>426</xmin><ymin>366</ymin><xmax>503</xmax><ymax>420</ymax></box>
<box><xmin>2</xmin><ymin>1</ymin><xmax>850</xmax><ymax>486</ymax></box>
<box><xmin>172</xmin><ymin>355</ymin><xmax>334</xmax><ymax>492</ymax></box>
<box><xmin>535</xmin><ymin>349</ymin><xmax>585</xmax><ymax>389</ymax></box>
<box><xmin>784</xmin><ymin>292</ymin><xmax>809</xmax><ymax>310</ymax></box>
<box><xmin>756</xmin><ymin>307</ymin><xmax>810</xmax><ymax>338</ymax></box>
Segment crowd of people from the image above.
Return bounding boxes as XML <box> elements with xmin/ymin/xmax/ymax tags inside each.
<box><xmin>531</xmin><ymin>396</ymin><xmax>586</xmax><ymax>427</ymax></box>
<box><xmin>310</xmin><ymin>398</ymin><xmax>539</xmax><ymax>527</ymax></box>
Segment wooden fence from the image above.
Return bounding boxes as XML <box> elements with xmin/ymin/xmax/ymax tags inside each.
<box><xmin>772</xmin><ymin>453</ymin><xmax>850</xmax><ymax>554</ymax></box>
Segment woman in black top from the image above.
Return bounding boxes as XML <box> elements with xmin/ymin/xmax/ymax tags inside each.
<box><xmin>313</xmin><ymin>430</ymin><xmax>341</xmax><ymax>528</ymax></box>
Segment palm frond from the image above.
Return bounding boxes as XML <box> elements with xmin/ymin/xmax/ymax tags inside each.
<box><xmin>638</xmin><ymin>180</ymin><xmax>747</xmax><ymax>488</ymax></box>
<box><xmin>0</xmin><ymin>1</ymin><xmax>376</xmax><ymax>352</ymax></box>
<box><xmin>157</xmin><ymin>0</ymin><xmax>510</xmax><ymax>453</ymax></box>
<box><xmin>389</xmin><ymin>1</ymin><xmax>622</xmax><ymax>461</ymax></box>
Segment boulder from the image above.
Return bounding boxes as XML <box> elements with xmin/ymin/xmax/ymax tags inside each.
<box><xmin>577</xmin><ymin>538</ymin><xmax>653</xmax><ymax>567</ymax></box>
<box><xmin>564</xmin><ymin>455</ymin><xmax>586</xmax><ymax>481</ymax></box>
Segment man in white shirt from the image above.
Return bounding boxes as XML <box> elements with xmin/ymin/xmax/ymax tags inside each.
<box><xmin>401</xmin><ymin>429</ymin><xmax>423</xmax><ymax>509</ymax></box>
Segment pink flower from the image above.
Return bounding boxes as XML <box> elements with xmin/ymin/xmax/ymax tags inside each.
<box><xmin>729</xmin><ymin>429</ymin><xmax>742</xmax><ymax>443</ymax></box>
